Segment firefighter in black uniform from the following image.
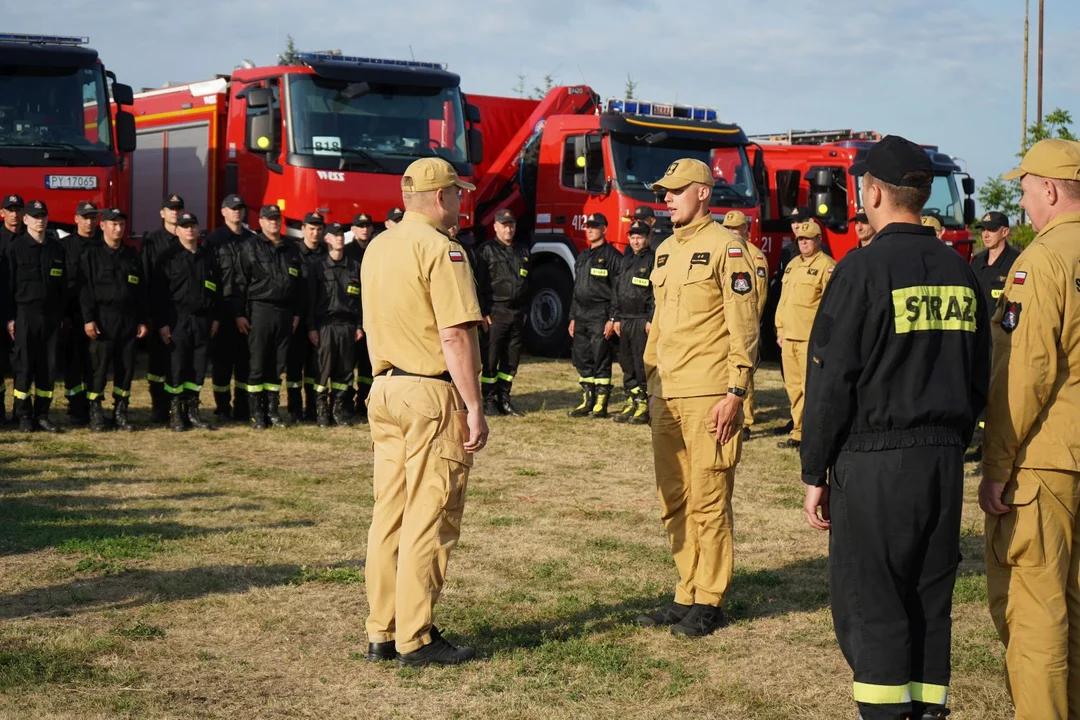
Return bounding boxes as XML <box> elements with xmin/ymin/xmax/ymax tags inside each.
<box><xmin>60</xmin><ymin>200</ymin><xmax>102</xmax><ymax>426</ymax></box>
<box><xmin>800</xmin><ymin>136</ymin><xmax>990</xmax><ymax>720</ymax></box>
<box><xmin>204</xmin><ymin>194</ymin><xmax>256</xmax><ymax>422</ymax></box>
<box><xmin>153</xmin><ymin>212</ymin><xmax>222</xmax><ymax>432</ymax></box>
<box><xmin>476</xmin><ymin>208</ymin><xmax>529</xmax><ymax>417</ymax></box>
<box><xmin>307</xmin><ymin>223</ymin><xmax>363</xmax><ymax>428</ymax></box>
<box><xmin>568</xmin><ymin>212</ymin><xmax>622</xmax><ymax>418</ymax></box>
<box><xmin>287</xmin><ymin>211</ymin><xmax>327</xmax><ymax>422</ymax></box>
<box><xmin>970</xmin><ymin>211</ymin><xmax>1020</xmax><ymax>310</ymax></box>
<box><xmin>345</xmin><ymin>212</ymin><xmax>373</xmax><ymax>420</ymax></box>
<box><xmin>384</xmin><ymin>207</ymin><xmax>404</xmax><ymax>229</ymax></box>
<box><xmin>230</xmin><ymin>205</ymin><xmax>304</xmax><ymax>430</ymax></box>
<box><xmin>3</xmin><ymin>200</ymin><xmax>67</xmax><ymax>433</ymax></box>
<box><xmin>612</xmin><ymin>220</ymin><xmax>654</xmax><ymax>424</ymax></box>
<box><xmin>0</xmin><ymin>194</ymin><xmax>25</xmax><ymax>421</ymax></box>
<box><xmin>142</xmin><ymin>193</ymin><xmax>184</xmax><ymax>424</ymax></box>
<box><xmin>80</xmin><ymin>208</ymin><xmax>147</xmax><ymax>432</ymax></box>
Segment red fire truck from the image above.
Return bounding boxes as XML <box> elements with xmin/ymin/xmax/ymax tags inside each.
<box><xmin>127</xmin><ymin>52</ymin><xmax>483</xmax><ymax>238</ymax></box>
<box><xmin>471</xmin><ymin>88</ymin><xmax>763</xmax><ymax>355</ymax></box>
<box><xmin>0</xmin><ymin>33</ymin><xmax>136</xmax><ymax>232</ymax></box>
<box><xmin>751</xmin><ymin>129</ymin><xmax>976</xmax><ymax>269</ymax></box>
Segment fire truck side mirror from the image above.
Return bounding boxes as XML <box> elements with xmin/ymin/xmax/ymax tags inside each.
<box><xmin>246</xmin><ymin>113</ymin><xmax>279</xmax><ymax>156</ymax></box>
<box><xmin>465</xmin><ymin>103</ymin><xmax>481</xmax><ymax>124</ymax></box>
<box><xmin>468</xmin><ymin>128</ymin><xmax>483</xmax><ymax>165</ymax></box>
<box><xmin>247</xmin><ymin>88</ymin><xmax>273</xmax><ymax>109</ymax></box>
<box><xmin>962</xmin><ymin>176</ymin><xmax>975</xmax><ymax>196</ymax></box>
<box><xmin>963</xmin><ymin>198</ymin><xmax>976</xmax><ymax>226</ymax></box>
<box><xmin>812</xmin><ymin>190</ymin><xmax>834</xmax><ymax>219</ymax></box>
<box><xmin>115</xmin><ymin>111</ymin><xmax>136</xmax><ymax>154</ymax></box>
<box><xmin>112</xmin><ymin>83</ymin><xmax>134</xmax><ymax>107</ymax></box>
<box><xmin>814</xmin><ymin>169</ymin><xmax>834</xmax><ymax>187</ymax></box>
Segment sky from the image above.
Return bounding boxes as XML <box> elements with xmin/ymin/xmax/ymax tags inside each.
<box><xmin>8</xmin><ymin>0</ymin><xmax>1079</xmax><ymax>199</ymax></box>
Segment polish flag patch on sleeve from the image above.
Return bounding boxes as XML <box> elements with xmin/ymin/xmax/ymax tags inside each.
<box><xmin>1012</xmin><ymin>270</ymin><xmax>1027</xmax><ymax>285</ymax></box>
<box><xmin>448</xmin><ymin>250</ymin><xmax>465</xmax><ymax>263</ymax></box>
<box><xmin>727</xmin><ymin>247</ymin><xmax>743</xmax><ymax>258</ymax></box>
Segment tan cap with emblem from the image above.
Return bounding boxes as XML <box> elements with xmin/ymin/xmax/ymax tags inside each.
<box><xmin>402</xmin><ymin>157</ymin><xmax>476</xmax><ymax>192</ymax></box>
<box><xmin>794</xmin><ymin>221</ymin><xmax>821</xmax><ymax>239</ymax></box>
<box><xmin>722</xmin><ymin>210</ymin><xmax>748</xmax><ymax>228</ymax></box>
<box><xmin>651</xmin><ymin>158</ymin><xmax>716</xmax><ymax>191</ymax></box>
<box><xmin>921</xmin><ymin>215</ymin><xmax>943</xmax><ymax>232</ymax></box>
<box><xmin>1002</xmin><ymin>138</ymin><xmax>1080</xmax><ymax>181</ymax></box>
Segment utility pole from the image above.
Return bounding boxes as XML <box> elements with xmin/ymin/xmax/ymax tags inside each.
<box><xmin>1037</xmin><ymin>0</ymin><xmax>1044</xmax><ymax>127</ymax></box>
<box><xmin>1022</xmin><ymin>0</ymin><xmax>1029</xmax><ymax>153</ymax></box>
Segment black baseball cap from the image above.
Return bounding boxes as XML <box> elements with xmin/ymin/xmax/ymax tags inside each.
<box><xmin>974</xmin><ymin>211</ymin><xmax>1010</xmax><ymax>230</ymax></box>
<box><xmin>352</xmin><ymin>212</ymin><xmax>373</xmax><ymax>226</ymax></box>
<box><xmin>386</xmin><ymin>207</ymin><xmax>404</xmax><ymax>223</ymax></box>
<box><xmin>100</xmin><ymin>207</ymin><xmax>127</xmax><ymax>222</ymax></box>
<box><xmin>221</xmin><ymin>194</ymin><xmax>246</xmax><ymax>210</ymax></box>
<box><xmin>24</xmin><ymin>200</ymin><xmax>48</xmax><ymax>218</ymax></box>
<box><xmin>176</xmin><ymin>211</ymin><xmax>199</xmax><ymax>227</ymax></box>
<box><xmin>2</xmin><ymin>194</ymin><xmax>24</xmax><ymax>210</ymax></box>
<box><xmin>789</xmin><ymin>206</ymin><xmax>813</xmax><ymax>222</ymax></box>
<box><xmin>628</xmin><ymin>220</ymin><xmax>650</xmax><ymax>236</ymax></box>
<box><xmin>584</xmin><ymin>212</ymin><xmax>608</xmax><ymax>227</ymax></box>
<box><xmin>260</xmin><ymin>204</ymin><xmax>282</xmax><ymax>219</ymax></box>
<box><xmin>162</xmin><ymin>194</ymin><xmax>185</xmax><ymax>210</ymax></box>
<box><xmin>325</xmin><ymin>222</ymin><xmax>346</xmax><ymax>235</ymax></box>
<box><xmin>850</xmin><ymin>135</ymin><xmax>933</xmax><ymax>188</ymax></box>
<box><xmin>849</xmin><ymin>207</ymin><xmax>869</xmax><ymax>223</ymax></box>
<box><xmin>633</xmin><ymin>206</ymin><xmax>655</xmax><ymax>220</ymax></box>
<box><xmin>76</xmin><ymin>201</ymin><xmax>99</xmax><ymax>217</ymax></box>
<box><xmin>494</xmin><ymin>208</ymin><xmax>516</xmax><ymax>224</ymax></box>
<box><xmin>302</xmin><ymin>211</ymin><xmax>325</xmax><ymax>226</ymax></box>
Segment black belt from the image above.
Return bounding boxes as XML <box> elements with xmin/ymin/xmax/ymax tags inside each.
<box><xmin>377</xmin><ymin>367</ymin><xmax>452</xmax><ymax>383</ymax></box>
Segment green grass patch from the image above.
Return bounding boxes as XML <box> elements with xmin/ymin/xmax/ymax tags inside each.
<box><xmin>0</xmin><ymin>638</ymin><xmax>116</xmax><ymax>690</ymax></box>
<box><xmin>515</xmin><ymin>468</ymin><xmax>542</xmax><ymax>477</ymax></box>
<box><xmin>953</xmin><ymin>573</ymin><xmax>988</xmax><ymax>604</ymax></box>
<box><xmin>290</xmin><ymin>565</ymin><xmax>365</xmax><ymax>585</ymax></box>
<box><xmin>488</xmin><ymin>516</ymin><xmax>524</xmax><ymax>527</ymax></box>
<box><xmin>73</xmin><ymin>557</ymin><xmax>130</xmax><ymax>575</ymax></box>
<box><xmin>57</xmin><ymin>534</ymin><xmax>164</xmax><ymax>560</ymax></box>
<box><xmin>115</xmin><ymin>623</ymin><xmax>167</xmax><ymax>641</ymax></box>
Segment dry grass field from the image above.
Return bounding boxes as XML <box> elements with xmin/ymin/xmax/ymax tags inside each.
<box><xmin>0</xmin><ymin>358</ymin><xmax>1011</xmax><ymax>719</ymax></box>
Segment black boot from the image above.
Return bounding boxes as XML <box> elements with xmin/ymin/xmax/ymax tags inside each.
<box><xmin>304</xmin><ymin>386</ymin><xmax>317</xmax><ymax>422</ymax></box>
<box><xmin>497</xmin><ymin>389</ymin><xmax>524</xmax><ymax>417</ymax></box>
<box><xmin>186</xmin><ymin>392</ymin><xmax>213</xmax><ymax>430</ymax></box>
<box><xmin>0</xmin><ymin>391</ymin><xmax>6</xmax><ymax>424</ymax></box>
<box><xmin>286</xmin><ymin>386</ymin><xmax>304</xmax><ymax>424</ymax></box>
<box><xmin>590</xmin><ymin>385</ymin><xmax>612</xmax><ymax>419</ymax></box>
<box><xmin>396</xmin><ymin>627</ymin><xmax>475</xmax><ymax>668</ymax></box>
<box><xmin>213</xmin><ymin>390</ymin><xmax>232</xmax><ymax>423</ymax></box>
<box><xmin>266</xmin><ymin>391</ymin><xmax>286</xmax><ymax>428</ymax></box>
<box><xmin>169</xmin><ymin>395</ymin><xmax>186</xmax><ymax>432</ymax></box>
<box><xmin>15</xmin><ymin>396</ymin><xmax>33</xmax><ymax>432</ymax></box>
<box><xmin>67</xmin><ymin>393</ymin><xmax>90</xmax><ymax>427</ymax></box>
<box><xmin>331</xmin><ymin>391</ymin><xmax>353</xmax><ymax>427</ymax></box>
<box><xmin>149</xmin><ymin>383</ymin><xmax>169</xmax><ymax>425</ymax></box>
<box><xmin>355</xmin><ymin>382</ymin><xmax>370</xmax><ymax>421</ymax></box>
<box><xmin>635</xmin><ymin>601</ymin><xmax>693</xmax><ymax>628</ymax></box>
<box><xmin>34</xmin><ymin>396</ymin><xmax>62</xmax><ymax>433</ymax></box>
<box><xmin>233</xmin><ymin>388</ymin><xmax>250</xmax><ymax>422</ymax></box>
<box><xmin>482</xmin><ymin>388</ymin><xmax>502</xmax><ymax>416</ymax></box>
<box><xmin>670</xmin><ymin>604</ymin><xmax>726</xmax><ymax>638</ymax></box>
<box><xmin>114</xmin><ymin>398</ymin><xmax>135</xmax><ymax>433</ymax></box>
<box><xmin>568</xmin><ymin>383</ymin><xmax>595</xmax><ymax>418</ymax></box>
<box><xmin>89</xmin><ymin>398</ymin><xmax>107</xmax><ymax>433</ymax></box>
<box><xmin>316</xmin><ymin>392</ymin><xmax>332</xmax><ymax>429</ymax></box>
<box><xmin>250</xmin><ymin>392</ymin><xmax>268</xmax><ymax>431</ymax></box>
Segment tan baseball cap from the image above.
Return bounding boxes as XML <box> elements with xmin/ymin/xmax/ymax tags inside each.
<box><xmin>722</xmin><ymin>210</ymin><xmax>748</xmax><ymax>228</ymax></box>
<box><xmin>652</xmin><ymin>158</ymin><xmax>715</xmax><ymax>191</ymax></box>
<box><xmin>401</xmin><ymin>157</ymin><xmax>476</xmax><ymax>192</ymax></box>
<box><xmin>921</xmin><ymin>215</ymin><xmax>943</xmax><ymax>232</ymax></box>
<box><xmin>794</xmin><ymin>221</ymin><xmax>821</xmax><ymax>239</ymax></box>
<box><xmin>1003</xmin><ymin>138</ymin><xmax>1080</xmax><ymax>181</ymax></box>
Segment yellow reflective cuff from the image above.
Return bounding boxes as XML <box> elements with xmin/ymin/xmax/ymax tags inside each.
<box><xmin>164</xmin><ymin>384</ymin><xmax>184</xmax><ymax>395</ymax></box>
<box><xmin>146</xmin><ymin>374</ymin><xmax>165</xmax><ymax>383</ymax></box>
<box><xmin>127</xmin><ymin>274</ymin><xmax>139</xmax><ymax>285</ymax></box>
<box><xmin>86</xmin><ymin>392</ymin><xmax>102</xmax><ymax>401</ymax></box>
<box><xmin>497</xmin><ymin>372</ymin><xmax>515</xmax><ymax>382</ymax></box>
<box><xmin>303</xmin><ymin>377</ymin><xmax>315</xmax><ymax>386</ymax></box>
<box><xmin>480</xmin><ymin>376</ymin><xmax>497</xmax><ymax>385</ymax></box>
<box><xmin>358</xmin><ymin>376</ymin><xmax>373</xmax><ymax>385</ymax></box>
<box><xmin>64</xmin><ymin>384</ymin><xmax>85</xmax><ymax>397</ymax></box>
<box><xmin>34</xmin><ymin>388</ymin><xmax>54</xmax><ymax>399</ymax></box>
<box><xmin>852</xmin><ymin>682</ymin><xmax>911</xmax><ymax>705</ymax></box>
<box><xmin>909</xmin><ymin>682</ymin><xmax>948</xmax><ymax>705</ymax></box>
<box><xmin>578</xmin><ymin>377</ymin><xmax>595</xmax><ymax>384</ymax></box>
<box><xmin>182</xmin><ymin>382</ymin><xmax>201</xmax><ymax>392</ymax></box>
<box><xmin>12</xmin><ymin>389</ymin><xmax>29</xmax><ymax>400</ymax></box>
<box><xmin>631</xmin><ymin>276</ymin><xmax>650</xmax><ymax>287</ymax></box>
<box><xmin>112</xmin><ymin>388</ymin><xmax>131</xmax><ymax>398</ymax></box>
<box><xmin>204</xmin><ymin>280</ymin><xmax>217</xmax><ymax>292</ymax></box>
<box><xmin>891</xmin><ymin>285</ymin><xmax>977</xmax><ymax>334</ymax></box>
<box><xmin>244</xmin><ymin>383</ymin><xmax>264</xmax><ymax>393</ymax></box>
<box><xmin>50</xmin><ymin>268</ymin><xmax>63</xmax><ymax>277</ymax></box>
<box><xmin>264</xmin><ymin>383</ymin><xmax>281</xmax><ymax>392</ymax></box>
<box><xmin>589</xmin><ymin>268</ymin><xmax>609</xmax><ymax>277</ymax></box>
<box><xmin>330</xmin><ymin>382</ymin><xmax>349</xmax><ymax>391</ymax></box>
<box><xmin>347</xmin><ymin>285</ymin><xmax>360</xmax><ymax>295</ymax></box>
<box><xmin>593</xmin><ymin>378</ymin><xmax>612</xmax><ymax>386</ymax></box>
<box><xmin>313</xmin><ymin>384</ymin><xmax>328</xmax><ymax>393</ymax></box>
<box><xmin>212</xmin><ymin>384</ymin><xmax>231</xmax><ymax>393</ymax></box>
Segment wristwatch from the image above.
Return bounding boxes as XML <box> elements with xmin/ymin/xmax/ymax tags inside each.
<box><xmin>728</xmin><ymin>387</ymin><xmax>747</xmax><ymax>398</ymax></box>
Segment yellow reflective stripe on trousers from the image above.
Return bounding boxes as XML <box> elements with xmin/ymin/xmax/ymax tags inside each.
<box><xmin>497</xmin><ymin>372</ymin><xmax>515</xmax><ymax>382</ymax></box>
<box><xmin>164</xmin><ymin>384</ymin><xmax>184</xmax><ymax>395</ymax></box>
<box><xmin>578</xmin><ymin>376</ymin><xmax>595</xmax><ymax>384</ymax></box>
<box><xmin>852</xmin><ymin>682</ymin><xmax>911</xmax><ymax>705</ymax></box>
<box><xmin>146</xmin><ymin>374</ymin><xmax>165</xmax><ymax>383</ymax></box>
<box><xmin>34</xmin><ymin>388</ymin><xmax>54</xmax><ymax>399</ymax></box>
<box><xmin>182</xmin><ymin>382</ymin><xmax>201</xmax><ymax>392</ymax></box>
<box><xmin>909</xmin><ymin>682</ymin><xmax>948</xmax><ymax>705</ymax></box>
<box><xmin>65</xmin><ymin>384</ymin><xmax>85</xmax><ymax>396</ymax></box>
<box><xmin>330</xmin><ymin>382</ymin><xmax>349</xmax><ymax>391</ymax></box>
<box><xmin>243</xmin><ymin>384</ymin><xmax>264</xmax><ymax>393</ymax></box>
<box><xmin>479</xmin><ymin>375</ymin><xmax>497</xmax><ymax>385</ymax></box>
<box><xmin>212</xmin><ymin>384</ymin><xmax>231</xmax><ymax>393</ymax></box>
<box><xmin>285</xmin><ymin>381</ymin><xmax>302</xmax><ymax>389</ymax></box>
<box><xmin>86</xmin><ymin>392</ymin><xmax>102</xmax><ymax>401</ymax></box>
<box><xmin>313</xmin><ymin>384</ymin><xmax>329</xmax><ymax>393</ymax></box>
<box><xmin>303</xmin><ymin>377</ymin><xmax>315</xmax><ymax>386</ymax></box>
<box><xmin>593</xmin><ymin>378</ymin><xmax>612</xmax><ymax>386</ymax></box>
<box><xmin>112</xmin><ymin>388</ymin><xmax>131</xmax><ymax>398</ymax></box>
<box><xmin>264</xmin><ymin>383</ymin><xmax>281</xmax><ymax>392</ymax></box>
<box><xmin>13</xmin><ymin>389</ymin><xmax>29</xmax><ymax>400</ymax></box>
<box><xmin>358</xmin><ymin>376</ymin><xmax>373</xmax><ymax>386</ymax></box>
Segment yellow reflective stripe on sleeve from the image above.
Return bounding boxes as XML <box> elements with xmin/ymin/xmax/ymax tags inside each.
<box><xmin>164</xmin><ymin>384</ymin><xmax>184</xmax><ymax>395</ymax></box>
<box><xmin>631</xmin><ymin>276</ymin><xmax>650</xmax><ymax>287</ymax></box>
<box><xmin>358</xmin><ymin>376</ymin><xmax>373</xmax><ymax>385</ymax></box>
<box><xmin>112</xmin><ymin>388</ymin><xmax>131</xmax><ymax>398</ymax></box>
<box><xmin>593</xmin><ymin>377</ymin><xmax>612</xmax><ymax>386</ymax></box>
<box><xmin>64</xmin><ymin>384</ymin><xmax>85</xmax><ymax>396</ymax></box>
<box><xmin>852</xmin><ymin>682</ymin><xmax>912</xmax><ymax>705</ymax></box>
<box><xmin>891</xmin><ymin>285</ymin><xmax>977</xmax><ymax>334</ymax></box>
<box><xmin>146</xmin><ymin>374</ymin><xmax>165</xmax><ymax>383</ymax></box>
<box><xmin>589</xmin><ymin>268</ymin><xmax>609</xmax><ymax>277</ymax></box>
<box><xmin>480</xmin><ymin>375</ymin><xmax>497</xmax><ymax>385</ymax></box>
<box><xmin>330</xmin><ymin>382</ymin><xmax>349</xmax><ymax>391</ymax></box>
<box><xmin>497</xmin><ymin>372</ymin><xmax>515</xmax><ymax>382</ymax></box>
<box><xmin>34</xmin><ymin>387</ymin><xmax>54</xmax><ymax>399</ymax></box>
<box><xmin>909</xmin><ymin>682</ymin><xmax>948</xmax><ymax>705</ymax></box>
<box><xmin>13</xmin><ymin>389</ymin><xmax>29</xmax><ymax>400</ymax></box>
<box><xmin>182</xmin><ymin>382</ymin><xmax>202</xmax><ymax>392</ymax></box>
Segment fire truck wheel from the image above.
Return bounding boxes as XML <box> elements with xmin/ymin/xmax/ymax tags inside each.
<box><xmin>523</xmin><ymin>263</ymin><xmax>572</xmax><ymax>358</ymax></box>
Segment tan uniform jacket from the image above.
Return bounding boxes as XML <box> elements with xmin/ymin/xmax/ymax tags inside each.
<box><xmin>747</xmin><ymin>240</ymin><xmax>770</xmax><ymax>317</ymax></box>
<box><xmin>360</xmin><ymin>211</ymin><xmax>482</xmax><ymax>377</ymax></box>
<box><xmin>644</xmin><ymin>215</ymin><xmax>760</xmax><ymax>399</ymax></box>
<box><xmin>983</xmin><ymin>211</ymin><xmax>1080</xmax><ymax>483</ymax></box>
<box><xmin>775</xmin><ymin>250</ymin><xmax>836</xmax><ymax>342</ymax></box>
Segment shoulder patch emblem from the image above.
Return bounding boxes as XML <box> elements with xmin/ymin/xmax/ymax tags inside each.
<box><xmin>656</xmin><ymin>254</ymin><xmax>668</xmax><ymax>268</ymax></box>
<box><xmin>727</xmin><ymin>247</ymin><xmax>743</xmax><ymax>258</ymax></box>
<box><xmin>756</xmin><ymin>267</ymin><xmax>766</xmax><ymax>278</ymax></box>
<box><xmin>448</xmin><ymin>250</ymin><xmax>465</xmax><ymax>262</ymax></box>
<box><xmin>827</xmin><ymin>268</ymin><xmax>834</xmax><ymax>274</ymax></box>
<box><xmin>807</xmin><ymin>268</ymin><xmax>819</xmax><ymax>276</ymax></box>
<box><xmin>691</xmin><ymin>252</ymin><xmax>710</xmax><ymax>266</ymax></box>
<box><xmin>1001</xmin><ymin>300</ymin><xmax>1021</xmax><ymax>333</ymax></box>
<box><xmin>731</xmin><ymin>272</ymin><xmax>752</xmax><ymax>295</ymax></box>
<box><xmin>1012</xmin><ymin>270</ymin><xmax>1027</xmax><ymax>286</ymax></box>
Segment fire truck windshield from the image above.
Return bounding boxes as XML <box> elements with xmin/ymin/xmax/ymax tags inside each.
<box><xmin>854</xmin><ymin>173</ymin><xmax>965</xmax><ymax>229</ymax></box>
<box><xmin>609</xmin><ymin>136</ymin><xmax>758</xmax><ymax>209</ymax></box>
<box><xmin>0</xmin><ymin>64</ymin><xmax>113</xmax><ymax>162</ymax></box>
<box><xmin>287</xmin><ymin>74</ymin><xmax>468</xmax><ymax>167</ymax></box>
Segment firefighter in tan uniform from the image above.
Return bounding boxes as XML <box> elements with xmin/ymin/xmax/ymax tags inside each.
<box><xmin>362</xmin><ymin>158</ymin><xmax>488</xmax><ymax>668</ymax></box>
<box><xmin>981</xmin><ymin>139</ymin><xmax>1080</xmax><ymax>720</ymax></box>
<box><xmin>634</xmin><ymin>159</ymin><xmax>760</xmax><ymax>637</ymax></box>
<box><xmin>722</xmin><ymin>210</ymin><xmax>769</xmax><ymax>442</ymax></box>
<box><xmin>774</xmin><ymin>221</ymin><xmax>835</xmax><ymax>449</ymax></box>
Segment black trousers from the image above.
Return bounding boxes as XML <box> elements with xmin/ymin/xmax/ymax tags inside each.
<box><xmin>62</xmin><ymin>313</ymin><xmax>92</xmax><ymax>405</ymax></box>
<box><xmin>0</xmin><ymin>330</ymin><xmax>11</xmax><ymax>406</ymax></box>
<box><xmin>165</xmin><ymin>314</ymin><xmax>212</xmax><ymax>394</ymax></box>
<box><xmin>571</xmin><ymin>314</ymin><xmax>613</xmax><ymax>384</ymax></box>
<box><xmin>211</xmin><ymin>316</ymin><xmax>249</xmax><ymax>397</ymax></box>
<box><xmin>88</xmin><ymin>308</ymin><xmax>137</xmax><ymax>402</ymax></box>
<box><xmin>829</xmin><ymin>445</ymin><xmax>962</xmax><ymax>720</ymax></box>
<box><xmin>146</xmin><ymin>326</ymin><xmax>168</xmax><ymax>388</ymax></box>
<box><xmin>287</xmin><ymin>318</ymin><xmax>316</xmax><ymax>393</ymax></box>
<box><xmin>12</xmin><ymin>309</ymin><xmax>62</xmax><ymax>415</ymax></box>
<box><xmin>617</xmin><ymin>317</ymin><xmax>648</xmax><ymax>394</ymax></box>
<box><xmin>247</xmin><ymin>302</ymin><xmax>292</xmax><ymax>392</ymax></box>
<box><xmin>315</xmin><ymin>322</ymin><xmax>357</xmax><ymax>394</ymax></box>
<box><xmin>481</xmin><ymin>305</ymin><xmax>524</xmax><ymax>395</ymax></box>
<box><xmin>355</xmin><ymin>334</ymin><xmax>372</xmax><ymax>403</ymax></box>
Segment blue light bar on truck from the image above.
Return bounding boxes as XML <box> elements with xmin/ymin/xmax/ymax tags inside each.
<box><xmin>294</xmin><ymin>53</ymin><xmax>446</xmax><ymax>70</ymax></box>
<box><xmin>0</xmin><ymin>33</ymin><xmax>88</xmax><ymax>46</ymax></box>
<box><xmin>606</xmin><ymin>98</ymin><xmax>718</xmax><ymax>123</ymax></box>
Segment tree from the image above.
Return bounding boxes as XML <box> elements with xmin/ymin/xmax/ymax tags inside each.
<box><xmin>277</xmin><ymin>35</ymin><xmax>300</xmax><ymax>66</ymax></box>
<box><xmin>624</xmin><ymin>74</ymin><xmax>638</xmax><ymax>100</ymax></box>
<box><xmin>530</xmin><ymin>74</ymin><xmax>555</xmax><ymax>100</ymax></box>
<box><xmin>513</xmin><ymin>73</ymin><xmax>527</xmax><ymax>98</ymax></box>
<box><xmin>1021</xmin><ymin>108</ymin><xmax>1075</xmax><ymax>154</ymax></box>
<box><xmin>977</xmin><ymin>177</ymin><xmax>1021</xmax><ymax>221</ymax></box>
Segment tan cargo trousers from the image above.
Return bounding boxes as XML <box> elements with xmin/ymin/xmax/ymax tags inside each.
<box><xmin>365</xmin><ymin>375</ymin><xmax>472</xmax><ymax>654</ymax></box>
<box><xmin>781</xmin><ymin>339</ymin><xmax>807</xmax><ymax>441</ymax></box>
